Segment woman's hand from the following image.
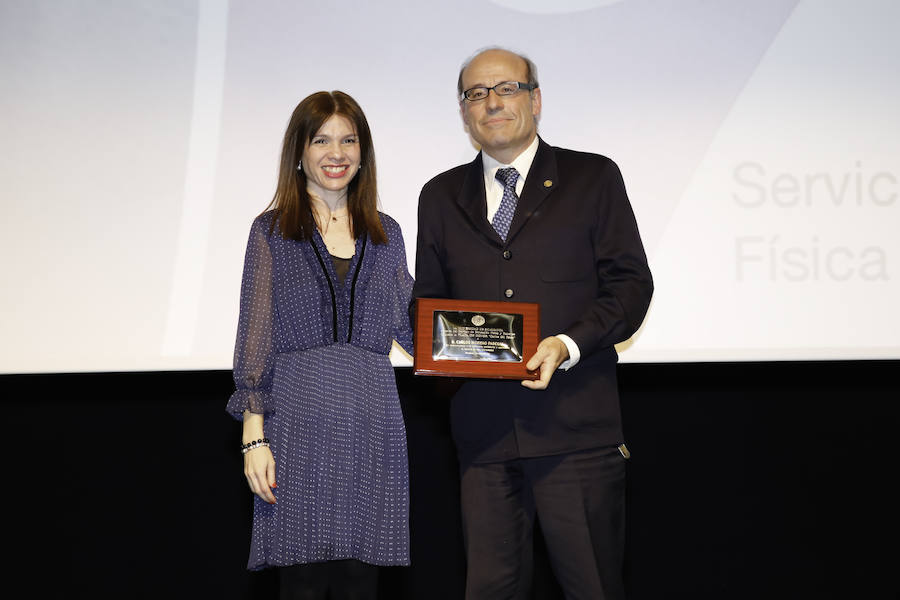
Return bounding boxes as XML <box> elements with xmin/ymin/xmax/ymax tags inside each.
<box><xmin>243</xmin><ymin>445</ymin><xmax>277</xmax><ymax>504</ymax></box>
<box><xmin>242</xmin><ymin>410</ymin><xmax>276</xmax><ymax>503</ymax></box>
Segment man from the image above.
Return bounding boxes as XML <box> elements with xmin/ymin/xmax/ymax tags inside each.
<box><xmin>413</xmin><ymin>47</ymin><xmax>653</xmax><ymax>599</ymax></box>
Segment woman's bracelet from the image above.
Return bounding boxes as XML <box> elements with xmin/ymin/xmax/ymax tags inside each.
<box><xmin>240</xmin><ymin>438</ymin><xmax>270</xmax><ymax>454</ymax></box>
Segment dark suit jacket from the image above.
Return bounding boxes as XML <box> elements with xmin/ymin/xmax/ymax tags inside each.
<box><xmin>413</xmin><ymin>138</ymin><xmax>653</xmax><ymax>464</ymax></box>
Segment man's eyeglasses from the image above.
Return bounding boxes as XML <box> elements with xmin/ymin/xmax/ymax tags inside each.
<box><xmin>460</xmin><ymin>81</ymin><xmax>538</xmax><ymax>102</ymax></box>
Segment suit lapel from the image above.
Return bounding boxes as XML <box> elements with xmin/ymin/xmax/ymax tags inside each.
<box><xmin>455</xmin><ymin>153</ymin><xmax>504</xmax><ymax>246</ymax></box>
<box><xmin>505</xmin><ymin>138</ymin><xmax>557</xmax><ymax>245</ymax></box>
<box><xmin>455</xmin><ymin>139</ymin><xmax>559</xmax><ymax>247</ymax></box>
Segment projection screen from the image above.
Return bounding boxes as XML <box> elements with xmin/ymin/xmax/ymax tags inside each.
<box><xmin>1</xmin><ymin>0</ymin><xmax>898</xmax><ymax>373</ymax></box>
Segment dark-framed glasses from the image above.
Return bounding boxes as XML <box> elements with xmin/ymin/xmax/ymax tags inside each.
<box><xmin>461</xmin><ymin>81</ymin><xmax>538</xmax><ymax>102</ymax></box>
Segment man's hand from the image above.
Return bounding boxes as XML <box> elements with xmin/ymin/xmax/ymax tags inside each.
<box><xmin>521</xmin><ymin>336</ymin><xmax>570</xmax><ymax>390</ymax></box>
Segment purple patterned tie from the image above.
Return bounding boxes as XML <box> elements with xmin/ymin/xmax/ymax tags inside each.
<box><xmin>492</xmin><ymin>167</ymin><xmax>519</xmax><ymax>242</ymax></box>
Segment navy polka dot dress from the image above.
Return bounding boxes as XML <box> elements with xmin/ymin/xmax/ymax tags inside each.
<box><xmin>226</xmin><ymin>211</ymin><xmax>415</xmax><ymax>570</ymax></box>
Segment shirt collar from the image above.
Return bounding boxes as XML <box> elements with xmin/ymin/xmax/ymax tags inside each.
<box><xmin>482</xmin><ymin>135</ymin><xmax>540</xmax><ymax>184</ymax></box>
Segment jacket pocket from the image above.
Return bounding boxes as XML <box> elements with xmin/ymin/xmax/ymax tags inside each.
<box><xmin>539</xmin><ymin>258</ymin><xmax>593</xmax><ymax>282</ymax></box>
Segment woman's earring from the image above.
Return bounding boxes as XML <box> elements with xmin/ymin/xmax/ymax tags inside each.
<box><xmin>297</xmin><ymin>160</ymin><xmax>302</xmax><ymax>171</ymax></box>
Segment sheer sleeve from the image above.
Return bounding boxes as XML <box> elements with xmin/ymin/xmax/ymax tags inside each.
<box><xmin>226</xmin><ymin>217</ymin><xmax>276</xmax><ymax>419</ymax></box>
<box><xmin>389</xmin><ymin>221</ymin><xmax>415</xmax><ymax>355</ymax></box>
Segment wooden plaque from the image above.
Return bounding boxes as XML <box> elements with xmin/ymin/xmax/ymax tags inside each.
<box><xmin>414</xmin><ymin>297</ymin><xmax>540</xmax><ymax>380</ymax></box>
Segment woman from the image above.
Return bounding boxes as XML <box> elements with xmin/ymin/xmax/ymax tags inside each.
<box><xmin>226</xmin><ymin>91</ymin><xmax>414</xmax><ymax>599</ymax></box>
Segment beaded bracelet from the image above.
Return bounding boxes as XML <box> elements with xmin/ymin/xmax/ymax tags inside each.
<box><xmin>240</xmin><ymin>437</ymin><xmax>269</xmax><ymax>450</ymax></box>
<box><xmin>240</xmin><ymin>438</ymin><xmax>270</xmax><ymax>454</ymax></box>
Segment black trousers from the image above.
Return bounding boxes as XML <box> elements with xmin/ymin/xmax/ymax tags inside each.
<box><xmin>459</xmin><ymin>445</ymin><xmax>627</xmax><ymax>600</ymax></box>
<box><xmin>278</xmin><ymin>559</ymin><xmax>379</xmax><ymax>600</ymax></box>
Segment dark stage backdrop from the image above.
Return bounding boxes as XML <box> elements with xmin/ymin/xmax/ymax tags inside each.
<box><xmin>9</xmin><ymin>361</ymin><xmax>896</xmax><ymax>599</ymax></box>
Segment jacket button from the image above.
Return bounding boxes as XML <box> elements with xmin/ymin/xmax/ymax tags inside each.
<box><xmin>502</xmin><ymin>250</ymin><xmax>512</xmax><ymax>260</ymax></box>
<box><xmin>504</xmin><ymin>288</ymin><xmax>514</xmax><ymax>298</ymax></box>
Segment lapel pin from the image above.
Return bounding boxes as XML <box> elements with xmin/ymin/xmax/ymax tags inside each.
<box><xmin>543</xmin><ymin>179</ymin><xmax>553</xmax><ymax>188</ymax></box>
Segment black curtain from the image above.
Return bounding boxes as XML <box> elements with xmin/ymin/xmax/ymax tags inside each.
<box><xmin>8</xmin><ymin>360</ymin><xmax>896</xmax><ymax>599</ymax></box>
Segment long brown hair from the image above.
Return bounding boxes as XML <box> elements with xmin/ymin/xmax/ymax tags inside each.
<box><xmin>266</xmin><ymin>91</ymin><xmax>386</xmax><ymax>244</ymax></box>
